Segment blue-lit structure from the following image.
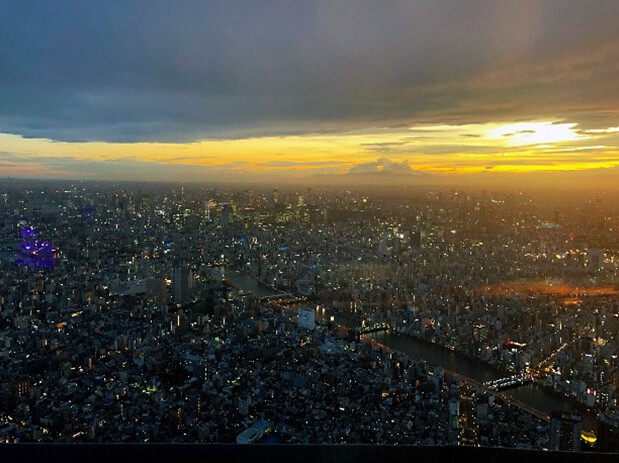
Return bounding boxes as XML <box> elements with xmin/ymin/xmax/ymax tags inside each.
<box><xmin>20</xmin><ymin>226</ymin><xmax>38</xmax><ymax>239</ymax></box>
<box><xmin>15</xmin><ymin>227</ymin><xmax>57</xmax><ymax>268</ymax></box>
<box><xmin>83</xmin><ymin>204</ymin><xmax>96</xmax><ymax>221</ymax></box>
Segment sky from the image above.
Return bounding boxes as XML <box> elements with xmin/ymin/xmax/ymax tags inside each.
<box><xmin>1</xmin><ymin>1</ymin><xmax>619</xmax><ymax>187</ymax></box>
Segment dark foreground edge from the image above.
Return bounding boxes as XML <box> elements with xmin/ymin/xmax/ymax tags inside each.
<box><xmin>1</xmin><ymin>444</ymin><xmax>618</xmax><ymax>463</ymax></box>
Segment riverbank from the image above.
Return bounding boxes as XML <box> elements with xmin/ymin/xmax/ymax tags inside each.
<box><xmin>393</xmin><ymin>331</ymin><xmax>598</xmax><ymax>430</ymax></box>
<box><xmin>332</xmin><ymin>308</ymin><xmax>599</xmax><ymax>431</ymax></box>
<box><xmin>364</xmin><ymin>330</ymin><xmax>597</xmax><ymax>432</ymax></box>
<box><xmin>219</xmin><ymin>274</ymin><xmax>599</xmax><ymax>433</ymax></box>
<box><xmin>219</xmin><ymin>267</ymin><xmax>283</xmax><ymax>298</ymax></box>
<box><xmin>392</xmin><ymin>330</ymin><xmax>510</xmax><ymax>377</ymax></box>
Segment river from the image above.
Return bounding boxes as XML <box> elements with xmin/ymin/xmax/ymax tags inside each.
<box><xmin>219</xmin><ymin>267</ymin><xmax>282</xmax><ymax>298</ymax></box>
<box><xmin>364</xmin><ymin>331</ymin><xmax>596</xmax><ymax>431</ymax></box>
<box><xmin>221</xmin><ymin>267</ymin><xmax>597</xmax><ymax>432</ymax></box>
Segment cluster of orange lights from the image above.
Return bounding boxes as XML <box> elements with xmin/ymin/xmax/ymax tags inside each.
<box><xmin>560</xmin><ymin>297</ymin><xmax>584</xmax><ymax>306</ymax></box>
<box><xmin>475</xmin><ymin>280</ymin><xmax>617</xmax><ymax>298</ymax></box>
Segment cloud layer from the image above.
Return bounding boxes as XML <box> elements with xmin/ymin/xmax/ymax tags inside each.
<box><xmin>1</xmin><ymin>1</ymin><xmax>619</xmax><ymax>143</ymax></box>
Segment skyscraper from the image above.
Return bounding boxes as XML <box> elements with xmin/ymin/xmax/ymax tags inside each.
<box><xmin>549</xmin><ymin>411</ymin><xmax>581</xmax><ymax>452</ymax></box>
<box><xmin>587</xmin><ymin>248</ymin><xmax>604</xmax><ymax>271</ymax></box>
<box><xmin>173</xmin><ymin>265</ymin><xmax>194</xmax><ymax>306</ymax></box>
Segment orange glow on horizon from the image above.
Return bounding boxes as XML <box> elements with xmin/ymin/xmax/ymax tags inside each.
<box><xmin>1</xmin><ymin>118</ymin><xmax>618</xmax><ymax>179</ymax></box>
<box><xmin>475</xmin><ymin>280</ymin><xmax>618</xmax><ymax>298</ymax></box>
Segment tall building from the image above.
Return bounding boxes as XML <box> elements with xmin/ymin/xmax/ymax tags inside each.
<box><xmin>549</xmin><ymin>411</ymin><xmax>581</xmax><ymax>452</ymax></box>
<box><xmin>410</xmin><ymin>231</ymin><xmax>421</xmax><ymax>248</ymax></box>
<box><xmin>173</xmin><ymin>266</ymin><xmax>194</xmax><ymax>306</ymax></box>
<box><xmin>587</xmin><ymin>248</ymin><xmax>604</xmax><ymax>271</ymax></box>
<box><xmin>145</xmin><ymin>278</ymin><xmax>168</xmax><ymax>309</ymax></box>
<box><xmin>204</xmin><ymin>201</ymin><xmax>211</xmax><ymax>221</ymax></box>
<box><xmin>298</xmin><ymin>307</ymin><xmax>316</xmax><ymax>330</ymax></box>
<box><xmin>221</xmin><ymin>203</ymin><xmax>235</xmax><ymax>227</ymax></box>
<box><xmin>577</xmin><ymin>336</ymin><xmax>594</xmax><ymax>357</ymax></box>
<box><xmin>380</xmin><ymin>290</ymin><xmax>392</xmax><ymax>311</ymax></box>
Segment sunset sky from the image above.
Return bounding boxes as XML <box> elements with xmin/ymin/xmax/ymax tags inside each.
<box><xmin>1</xmin><ymin>1</ymin><xmax>619</xmax><ymax>186</ymax></box>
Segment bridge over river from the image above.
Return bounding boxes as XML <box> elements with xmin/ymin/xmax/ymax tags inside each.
<box><xmin>211</xmin><ymin>267</ymin><xmax>596</xmax><ymax>431</ymax></box>
<box><xmin>446</xmin><ymin>370</ymin><xmax>549</xmax><ymax>421</ymax></box>
<box><xmin>362</xmin><ymin>330</ymin><xmax>597</xmax><ymax>431</ymax></box>
<box><xmin>358</xmin><ymin>331</ymin><xmax>550</xmax><ymax>421</ymax></box>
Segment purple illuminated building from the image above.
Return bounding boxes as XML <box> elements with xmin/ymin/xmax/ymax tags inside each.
<box><xmin>15</xmin><ymin>227</ymin><xmax>57</xmax><ymax>268</ymax></box>
<box><xmin>20</xmin><ymin>226</ymin><xmax>38</xmax><ymax>239</ymax></box>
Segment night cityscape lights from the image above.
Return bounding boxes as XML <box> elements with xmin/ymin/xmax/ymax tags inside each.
<box><xmin>1</xmin><ymin>1</ymin><xmax>619</xmax><ymax>457</ymax></box>
<box><xmin>0</xmin><ymin>181</ymin><xmax>616</xmax><ymax>451</ymax></box>
<box><xmin>15</xmin><ymin>226</ymin><xmax>57</xmax><ymax>268</ymax></box>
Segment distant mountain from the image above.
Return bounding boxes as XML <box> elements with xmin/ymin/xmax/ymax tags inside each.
<box><xmin>306</xmin><ymin>170</ymin><xmax>432</xmax><ymax>186</ymax></box>
<box><xmin>304</xmin><ymin>166</ymin><xmax>619</xmax><ymax>191</ymax></box>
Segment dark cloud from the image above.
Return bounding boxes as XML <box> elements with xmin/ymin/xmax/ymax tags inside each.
<box><xmin>1</xmin><ymin>1</ymin><xmax>619</xmax><ymax>142</ymax></box>
<box><xmin>410</xmin><ymin>145</ymin><xmax>506</xmax><ymax>155</ymax></box>
<box><xmin>361</xmin><ymin>141</ymin><xmax>410</xmax><ymax>154</ymax></box>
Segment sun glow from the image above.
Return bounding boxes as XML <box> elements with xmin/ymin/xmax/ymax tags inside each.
<box><xmin>486</xmin><ymin>122</ymin><xmax>584</xmax><ymax>146</ymax></box>
<box><xmin>1</xmin><ymin>118</ymin><xmax>618</xmax><ymax>179</ymax></box>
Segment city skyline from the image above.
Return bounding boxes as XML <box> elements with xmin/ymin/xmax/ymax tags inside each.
<box><xmin>0</xmin><ymin>180</ymin><xmax>617</xmax><ymax>449</ymax></box>
<box><xmin>1</xmin><ymin>1</ymin><xmax>619</xmax><ymax>187</ymax></box>
<box><xmin>1</xmin><ymin>3</ymin><xmax>619</xmax><ymax>452</ymax></box>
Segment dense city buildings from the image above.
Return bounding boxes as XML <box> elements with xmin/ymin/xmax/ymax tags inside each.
<box><xmin>2</xmin><ymin>3</ymin><xmax>619</xmax><ymax>462</ymax></box>
<box><xmin>0</xmin><ymin>179</ymin><xmax>617</xmax><ymax>452</ymax></box>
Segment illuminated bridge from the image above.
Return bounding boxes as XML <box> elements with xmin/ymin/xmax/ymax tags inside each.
<box><xmin>359</xmin><ymin>335</ymin><xmax>550</xmax><ymax>423</ymax></box>
<box><xmin>483</xmin><ymin>374</ymin><xmax>533</xmax><ymax>391</ymax></box>
<box><xmin>259</xmin><ymin>293</ymin><xmax>293</xmax><ymax>301</ymax></box>
<box><xmin>332</xmin><ymin>322</ymin><xmax>389</xmax><ymax>336</ymax></box>
<box><xmin>443</xmin><ymin>370</ymin><xmax>549</xmax><ymax>422</ymax></box>
<box><xmin>360</xmin><ymin>322</ymin><xmax>390</xmax><ymax>334</ymax></box>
